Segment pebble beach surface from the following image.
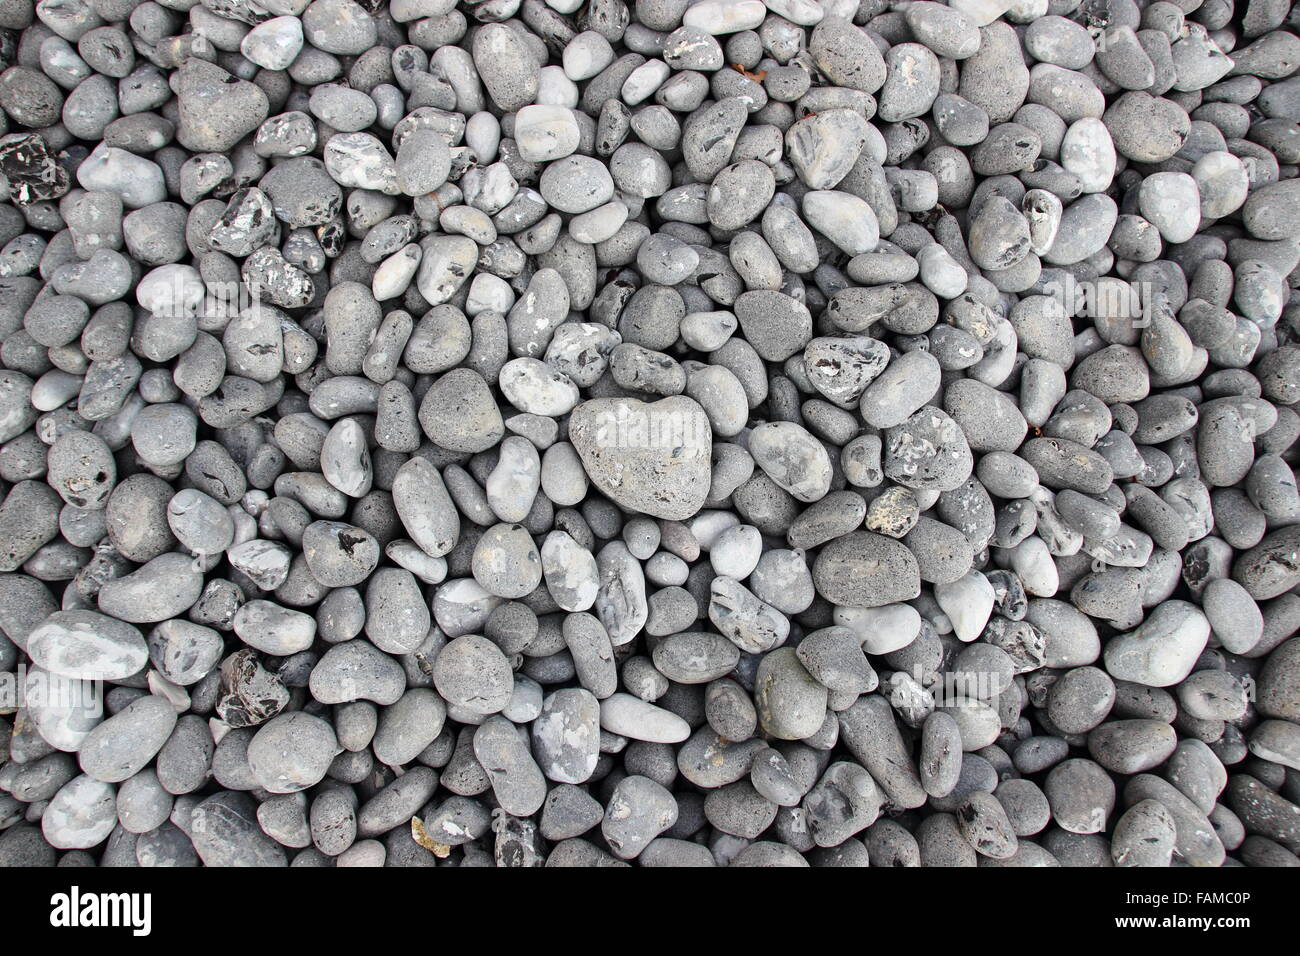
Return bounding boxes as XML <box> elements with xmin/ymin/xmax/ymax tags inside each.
<box><xmin>0</xmin><ymin>0</ymin><xmax>1298</xmax><ymax>869</ymax></box>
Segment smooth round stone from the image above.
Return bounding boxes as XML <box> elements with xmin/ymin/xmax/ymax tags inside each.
<box><xmin>130</xmin><ymin>403</ymin><xmax>197</xmax><ymax>466</ymax></box>
<box><xmin>917</xmin><ymin>245</ymin><xmax>969</xmax><ymax>299</ymax></box>
<box><xmin>395</xmin><ymin>129</ymin><xmax>451</xmax><ymax>197</ymax></box>
<box><xmin>26</xmin><ymin>610</ymin><xmax>147</xmax><ymax>680</ymax></box>
<box><xmin>514</xmin><ymin>104</ymin><xmax>581</xmax><ymax>162</ymax></box>
<box><xmin>1112</xmin><ymin>799</ymin><xmax>1177</xmax><ymax>867</ymax></box>
<box><xmin>835</xmin><ymin>603</ymin><xmax>922</xmax><ymax>655</ymax></box>
<box><xmin>431</xmin><ymin>579</ymin><xmax>501</xmax><ymax>640</ymax></box>
<box><xmin>802</xmin><ymin>190</ymin><xmax>880</xmax><ymax>255</ymax></box>
<box><xmin>226</xmin><ymin>539</ymin><xmax>292</xmax><ymax>590</ymax></box>
<box><xmin>709</xmin><ymin>574</ymin><xmax>791</xmax><ymax>653</ymax></box>
<box><xmin>1241</xmin><ymin>177</ymin><xmax>1300</xmax><ymax>241</ymax></box>
<box><xmin>563</xmin><ymin>32</ymin><xmax>615</xmax><ymax>81</ymax></box>
<box><xmin>1042</xmin><ymin>194</ymin><xmax>1118</xmax><ymax>265</ymax></box>
<box><xmin>903</xmin><ymin>1</ymin><xmax>981</xmax><ymax>57</ymax></box>
<box><xmin>46</xmin><ymin>430</ymin><xmax>115</xmax><ymax>510</ymax></box>
<box><xmin>188</xmin><ymin>792</ymin><xmax>287</xmax><ymax>866</ymax></box>
<box><xmin>652</xmin><ymin>631</ymin><xmax>741</xmax><ymax>684</ymax></box>
<box><xmin>733</xmin><ymin>291</ymin><xmax>812</xmax><ymax>362</ymax></box>
<box><xmin>372</xmin><ymin>689</ymin><xmax>446</xmax><ymax>768</ymax></box>
<box><xmin>683</xmin><ymin>0</ymin><xmax>766</xmax><ymax>34</ymax></box>
<box><xmin>707</xmin><ymin>160</ymin><xmax>775</xmax><ymax>231</ymax></box>
<box><xmin>933</xmin><ymin>93</ymin><xmax>992</xmax><ymax>147</ymax></box>
<box><xmin>570</xmin><ymin>203</ymin><xmax>630</xmax><ymax>244</ymax></box>
<box><xmin>474</xmin><ymin>715</ymin><xmax>547</xmax><ymax>817</ymax></box>
<box><xmin>1193</xmin><ymin>151</ymin><xmax>1249</xmax><ymax>219</ymax></box>
<box><xmin>1104</xmin><ymin>601</ymin><xmax>1211</xmax><ymax>688</ymax></box>
<box><xmin>418</xmin><ymin>368</ymin><xmax>504</xmax><ymax>453</ymax></box>
<box><xmin>240</xmin><ymin>16</ymin><xmax>304</xmax><ymax>71</ymax></box>
<box><xmin>1103</xmin><ymin>91</ymin><xmax>1191</xmax><ymax>163</ymax></box>
<box><xmin>167</xmin><ymin>489</ymin><xmax>235</xmax><ymax>556</ymax></box>
<box><xmin>956</xmin><ymin>791</ymin><xmax>1018</xmax><ymax>860</ymax></box>
<box><xmin>1234</xmin><ymin>526</ymin><xmax>1300</xmax><ymax>600</ymax></box>
<box><xmin>301</xmin><ymin>521</ymin><xmax>380</xmax><ymax>587</ymax></box>
<box><xmin>42</xmin><ymin>775</ymin><xmax>117</xmax><ymax>849</ymax></box>
<box><xmin>883</xmin><ymin>406</ymin><xmax>974</xmax><ymax>491</ymax></box>
<box><xmin>499</xmin><ymin>671</ymin><xmax>546</xmax><ymax>723</ymax></box>
<box><xmin>662</xmin><ymin>25</ymin><xmax>725</xmax><ymax>71</ymax></box>
<box><xmin>392</xmin><ymin>456</ymin><xmax>459</xmax><ymax>558</ymax></box>
<box><xmin>967</xmin><ymin>196</ymin><xmax>1032</xmax><ymax>272</ymax></box>
<box><xmin>1201</xmin><ymin>578</ymin><xmax>1263</xmax><ymax>654</ymax></box>
<box><xmin>309</xmin><ymin>85</ymin><xmax>377</xmax><ymax>134</ymax></box>
<box><xmin>787</xmin><ymin>494</ymin><xmax>865</xmax><ymax>552</ymax></box>
<box><xmin>569</xmin><ymin>396</ymin><xmax>713</xmax><ymax>520</ymax></box>
<box><xmin>815</xmin><ymin>532</ymin><xmax>922</xmax><ymax>609</ymax></box>
<box><xmin>541</xmin><ymin>531</ymin><xmax>599</xmax><ymax>611</ymax></box>
<box><xmin>358</xmin><ymin>570</ymin><xmax>428</xmax><ymax>656</ymax></box>
<box><xmin>747</xmin><ymin>421</ymin><xmax>832</xmax><ymax>503</ymax></box>
<box><xmin>803</xmin><ymin>336</ymin><xmax>890</xmax><ymax>409</ymax></box>
<box><xmin>1024</xmin><ymin>14</ymin><xmax>1091</xmax><ymax>67</ymax></box>
<box><xmin>1138</xmin><ymin>172</ymin><xmax>1201</xmax><ymax>243</ymax></box>
<box><xmin>809</xmin><ymin>17</ymin><xmax>887</xmax><ymax>93</ymax></box>
<box><xmin>602</xmin><ymin>775</ymin><xmax>678</xmax><ymax>860</ymax></box>
<box><xmin>1248</xmin><ymin>720</ymin><xmax>1300</xmax><ymax>772</ymax></box>
<box><xmin>935</xmin><ymin>570</ymin><xmax>996</xmax><ymax>642</ymax></box>
<box><xmin>599</xmin><ymin>693</ymin><xmax>690</xmax><ymax>743</ymax></box>
<box><xmin>754</xmin><ymin>647</ymin><xmax>829</xmax><ymax>741</ymax></box>
<box><xmin>320</xmin><ymin>418</ymin><xmax>372</xmax><ymax>498</ymax></box>
<box><xmin>539</xmin><ymin>155</ymin><xmax>616</xmax><ymax>214</ymax></box>
<box><xmin>135</xmin><ymin>264</ymin><xmax>204</xmax><ymax>320</ymax></box>
<box><xmin>472</xmin><ymin>522</ymin><xmax>543</xmax><ymax>599</ymax></box>
<box><xmin>879</xmin><ymin>44</ymin><xmax>942</xmax><ymax>122</ymax></box>
<box><xmin>533</xmin><ymin>688</ymin><xmax>601</xmax><ymax>784</ymax></box>
<box><xmin>233</xmin><ymin>600</ymin><xmax>317</xmax><ymax>655</ymax></box>
<box><xmin>1021</xmin><ymin>191</ymin><xmax>1063</xmax><ymax>256</ymax></box>
<box><xmin>1089</xmin><ymin>720</ymin><xmax>1178</xmax><ymax>774</ymax></box>
<box><xmin>473</xmin><ymin>23</ymin><xmax>540</xmax><ymax>111</ymax></box>
<box><xmin>248</xmin><ymin>712</ymin><xmax>340</xmax><ymax>794</ymax></box>
<box><xmin>433</xmin><ymin>635</ymin><xmax>514</xmax><ymax>715</ymax></box>
<box><xmin>796</xmin><ymin>627</ymin><xmax>875</xmax><ymax>694</ymax></box>
<box><xmin>710</xmin><ymin>524</ymin><xmax>762</xmax><ymax>579</ymax></box>
<box><xmin>499</xmin><ymin>357</ymin><xmax>580</xmax><ymax>417</ymax></box>
<box><xmin>1170</xmin><ymin>26</ymin><xmax>1235</xmax><ymax>92</ymax></box>
<box><xmin>173</xmin><ymin>64</ymin><xmax>269</xmax><ymax>153</ymax></box>
<box><xmin>96</xmin><ymin>553</ymin><xmax>204</xmax><ymax>624</ymax></box>
<box><xmin>24</xmin><ymin>666</ymin><xmax>103</xmax><ymax>752</ymax></box>
<box><xmin>76</xmin><ymin>144</ymin><xmax>166</xmax><ymax>209</ymax></box>
<box><xmin>309</xmin><ymin>640</ymin><xmax>407</xmax><ymax>705</ymax></box>
<box><xmin>415</xmin><ymin>235</ymin><xmax>477</xmax><ymax>305</ymax></box>
<box><xmin>861</xmin><ymin>349</ymin><xmax>942</xmax><ymax>429</ymax></box>
<box><xmin>785</xmin><ymin>110</ymin><xmax>868</xmax><ymax>189</ymax></box>
<box><xmin>147</xmin><ymin>620</ymin><xmax>223</xmax><ymax>686</ymax></box>
<box><xmin>78</xmin><ymin>695</ymin><xmax>178</xmax><ymax>783</ymax></box>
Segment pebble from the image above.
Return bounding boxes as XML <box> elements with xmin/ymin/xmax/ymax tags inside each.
<box><xmin>747</xmin><ymin>421</ymin><xmax>832</xmax><ymax>503</ymax></box>
<box><xmin>247</xmin><ymin>712</ymin><xmax>339</xmax><ymax>794</ymax></box>
<box><xmin>174</xmin><ymin>64</ymin><xmax>269</xmax><ymax>154</ymax></box>
<box><xmin>78</xmin><ymin>695</ymin><xmax>177</xmax><ymax>783</ymax></box>
<box><xmin>1104</xmin><ymin>601</ymin><xmax>1211</xmax><ymax>688</ymax></box>
<box><xmin>533</xmin><ymin>689</ymin><xmax>601</xmax><ymax>784</ymax></box>
<box><xmin>569</xmin><ymin>396</ymin><xmax>712</xmax><ymax>519</ymax></box>
<box><xmin>433</xmin><ymin>636</ymin><xmax>514</xmax><ymax>716</ymax></box>
<box><xmin>27</xmin><ymin>610</ymin><xmax>146</xmax><ymax>681</ymax></box>
<box><xmin>241</xmin><ymin>17</ymin><xmax>304</xmax><ymax>71</ymax></box>
<box><xmin>474</xmin><ymin>716</ymin><xmax>547</xmax><ymax>818</ymax></box>
<box><xmin>602</xmin><ymin>775</ymin><xmax>677</xmax><ymax>860</ymax></box>
<box><xmin>42</xmin><ymin>775</ymin><xmax>116</xmax><ymax>849</ymax></box>
<box><xmin>600</xmin><ymin>693</ymin><xmax>690</xmax><ymax>744</ymax></box>
<box><xmin>189</xmin><ymin>792</ymin><xmax>286</xmax><ymax>866</ymax></box>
